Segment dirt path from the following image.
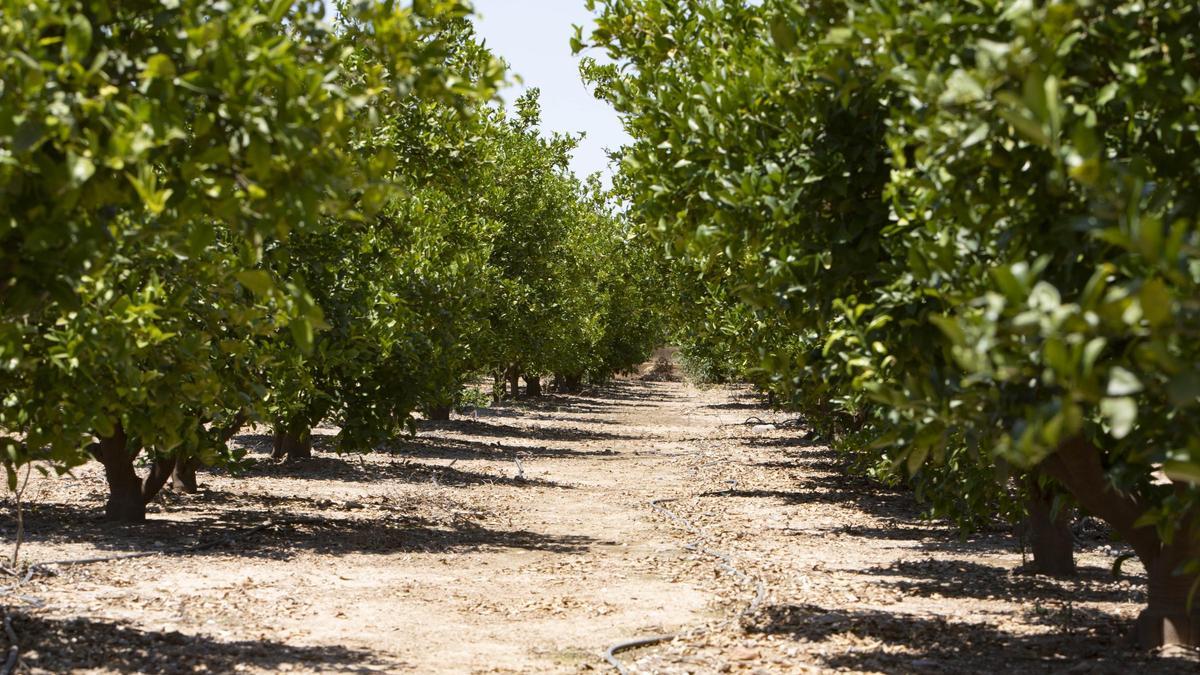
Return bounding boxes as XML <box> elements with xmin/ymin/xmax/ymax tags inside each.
<box><xmin>5</xmin><ymin>380</ymin><xmax>1199</xmax><ymax>673</ymax></box>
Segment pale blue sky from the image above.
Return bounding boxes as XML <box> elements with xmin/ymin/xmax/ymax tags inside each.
<box><xmin>470</xmin><ymin>1</ymin><xmax>628</xmax><ymax>182</ymax></box>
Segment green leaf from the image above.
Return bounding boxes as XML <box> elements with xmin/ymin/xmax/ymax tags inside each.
<box><xmin>907</xmin><ymin>442</ymin><xmax>930</xmax><ymax>476</ymax></box>
<box><xmin>65</xmin><ymin>14</ymin><xmax>93</xmax><ymax>61</ymax></box>
<box><xmin>1167</xmin><ymin>371</ymin><xmax>1200</xmax><ymax>407</ymax></box>
<box><xmin>143</xmin><ymin>54</ymin><xmax>176</xmax><ymax>82</ymax></box>
<box><xmin>269</xmin><ymin>0</ymin><xmax>291</xmax><ymax>22</ymax></box>
<box><xmin>235</xmin><ymin>270</ymin><xmax>275</xmax><ymax>297</ymax></box>
<box><xmin>1163</xmin><ymin>461</ymin><xmax>1200</xmax><ymax>486</ymax></box>
<box><xmin>1081</xmin><ymin>337</ymin><xmax>1106</xmax><ymax>376</ymax></box>
<box><xmin>941</xmin><ymin>70</ymin><xmax>985</xmax><ymax>104</ymax></box>
<box><xmin>929</xmin><ymin>315</ymin><xmax>966</xmax><ymax>346</ymax></box>
<box><xmin>771</xmin><ymin>17</ymin><xmax>798</xmax><ymax>51</ymax></box>
<box><xmin>1140</xmin><ymin>278</ymin><xmax>1171</xmax><ymax>327</ymax></box>
<box><xmin>1100</xmin><ymin>397</ymin><xmax>1137</xmax><ymax>439</ymax></box>
<box><xmin>12</xmin><ymin>120</ymin><xmax>47</xmax><ymax>153</ymax></box>
<box><xmin>289</xmin><ymin>317</ymin><xmax>315</xmax><ymax>354</ymax></box>
<box><xmin>1106</xmin><ymin>367</ymin><xmax>1142</xmax><ymax>397</ymax></box>
<box><xmin>998</xmin><ymin>108</ymin><xmax>1050</xmax><ymax>147</ymax></box>
<box><xmin>67</xmin><ymin>153</ymin><xmax>95</xmax><ymax>186</ymax></box>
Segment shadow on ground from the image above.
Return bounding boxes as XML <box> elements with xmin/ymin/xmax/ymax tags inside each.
<box><xmin>860</xmin><ymin>558</ymin><xmax>1144</xmax><ymax>605</ymax></box>
<box><xmin>229</xmin><ymin>441</ymin><xmax>571</xmax><ymax>487</ymax></box>
<box><xmin>9</xmin><ymin>496</ymin><xmax>597</xmax><ymax>561</ymax></box>
<box><xmin>700</xmin><ymin>471</ymin><xmax>917</xmax><ymax>522</ymax></box>
<box><xmin>12</xmin><ymin>612</ymin><xmax>384</xmax><ymax>673</ymax></box>
<box><xmin>743</xmin><ymin>603</ymin><xmax>1196</xmax><ymax>674</ymax></box>
<box><xmin>414</xmin><ymin>419</ymin><xmax>638</xmax><ymax>443</ymax></box>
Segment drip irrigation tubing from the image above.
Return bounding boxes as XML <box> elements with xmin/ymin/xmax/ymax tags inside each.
<box><xmin>1</xmin><ymin>612</ymin><xmax>16</xmax><ymax>675</ymax></box>
<box><xmin>739</xmin><ymin>416</ymin><xmax>806</xmax><ymax>429</ymax></box>
<box><xmin>603</xmin><ymin>497</ymin><xmax>766</xmax><ymax>674</ymax></box>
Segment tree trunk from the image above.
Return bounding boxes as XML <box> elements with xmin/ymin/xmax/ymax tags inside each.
<box><xmin>89</xmin><ymin>424</ymin><xmax>146</xmax><ymax>523</ymax></box>
<box><xmin>169</xmin><ymin>457</ymin><xmax>200</xmax><ymax>494</ymax></box>
<box><xmin>141</xmin><ymin>455</ymin><xmax>177</xmax><ymax>505</ymax></box>
<box><xmin>1138</xmin><ymin>539</ymin><xmax>1200</xmax><ymax>648</ymax></box>
<box><xmin>427</xmin><ymin>405</ymin><xmax>452</xmax><ymax>421</ymax></box>
<box><xmin>1024</xmin><ymin>474</ymin><xmax>1076</xmax><ymax>576</ymax></box>
<box><xmin>492</xmin><ymin>371</ymin><xmax>504</xmax><ymax>404</ymax></box>
<box><xmin>507</xmin><ymin>367</ymin><xmax>521</xmax><ymax>399</ymax></box>
<box><xmin>525</xmin><ymin>374</ymin><xmax>542</xmax><ymax>397</ymax></box>
<box><xmin>1041</xmin><ymin>436</ymin><xmax>1199</xmax><ymax>647</ymax></box>
<box><xmin>272</xmin><ymin>430</ymin><xmax>312</xmax><ymax>461</ymax></box>
<box><xmin>556</xmin><ymin>373</ymin><xmax>583</xmax><ymax>393</ymax></box>
<box><xmin>168</xmin><ymin>412</ymin><xmax>245</xmax><ymax>494</ymax></box>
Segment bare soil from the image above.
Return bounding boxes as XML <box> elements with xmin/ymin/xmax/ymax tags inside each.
<box><xmin>2</xmin><ymin>380</ymin><xmax>1198</xmax><ymax>673</ymax></box>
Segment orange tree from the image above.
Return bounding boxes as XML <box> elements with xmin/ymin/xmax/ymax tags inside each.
<box><xmin>0</xmin><ymin>0</ymin><xmax>491</xmax><ymax>520</ymax></box>
<box><xmin>254</xmin><ymin>17</ymin><xmax>504</xmax><ymax>455</ymax></box>
<box><xmin>582</xmin><ymin>0</ymin><xmax>1200</xmax><ymax>646</ymax></box>
<box><xmin>478</xmin><ymin>91</ymin><xmax>665</xmax><ymax>396</ymax></box>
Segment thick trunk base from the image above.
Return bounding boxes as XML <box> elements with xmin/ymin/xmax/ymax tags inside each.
<box><xmin>1026</xmin><ymin>477</ymin><xmax>1075</xmax><ymax>576</ymax></box>
<box><xmin>1137</xmin><ymin>608</ymin><xmax>1200</xmax><ymax>649</ymax></box>
<box><xmin>555</xmin><ymin>373</ymin><xmax>583</xmax><ymax>393</ymax></box>
<box><xmin>507</xmin><ymin>368</ymin><xmax>521</xmax><ymax>399</ymax></box>
<box><xmin>525</xmin><ymin>375</ymin><xmax>542</xmax><ymax>398</ymax></box>
<box><xmin>492</xmin><ymin>372</ymin><xmax>504</xmax><ymax>404</ymax></box>
<box><xmin>91</xmin><ymin>426</ymin><xmax>147</xmax><ymax>523</ymax></box>
<box><xmin>1041</xmin><ymin>437</ymin><xmax>1200</xmax><ymax>648</ymax></box>
<box><xmin>1137</xmin><ymin>552</ymin><xmax>1200</xmax><ymax>648</ymax></box>
<box><xmin>427</xmin><ymin>405</ymin><xmax>452</xmax><ymax>421</ymax></box>
<box><xmin>169</xmin><ymin>458</ymin><xmax>200</xmax><ymax>494</ymax></box>
<box><xmin>272</xmin><ymin>431</ymin><xmax>312</xmax><ymax>461</ymax></box>
<box><xmin>103</xmin><ymin>485</ymin><xmax>145</xmax><ymax>523</ymax></box>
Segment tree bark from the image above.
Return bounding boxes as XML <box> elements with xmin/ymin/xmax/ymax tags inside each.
<box><xmin>525</xmin><ymin>374</ymin><xmax>542</xmax><ymax>398</ymax></box>
<box><xmin>141</xmin><ymin>454</ymin><xmax>177</xmax><ymax>505</ymax></box>
<box><xmin>168</xmin><ymin>412</ymin><xmax>246</xmax><ymax>494</ymax></box>
<box><xmin>88</xmin><ymin>424</ymin><xmax>146</xmax><ymax>523</ymax></box>
<box><xmin>1040</xmin><ymin>437</ymin><xmax>1159</xmax><ymax>565</ymax></box>
<box><xmin>426</xmin><ymin>405</ymin><xmax>452</xmax><ymax>421</ymax></box>
<box><xmin>1042</xmin><ymin>436</ymin><xmax>1200</xmax><ymax>647</ymax></box>
<box><xmin>169</xmin><ymin>457</ymin><xmax>200</xmax><ymax>494</ymax></box>
<box><xmin>507</xmin><ymin>366</ymin><xmax>521</xmax><ymax>399</ymax></box>
<box><xmin>556</xmin><ymin>373</ymin><xmax>583</xmax><ymax>393</ymax></box>
<box><xmin>1024</xmin><ymin>474</ymin><xmax>1076</xmax><ymax>576</ymax></box>
<box><xmin>217</xmin><ymin>412</ymin><xmax>248</xmax><ymax>444</ymax></box>
<box><xmin>272</xmin><ymin>429</ymin><xmax>312</xmax><ymax>461</ymax></box>
<box><xmin>492</xmin><ymin>371</ymin><xmax>504</xmax><ymax>404</ymax></box>
<box><xmin>1138</xmin><ymin>538</ymin><xmax>1200</xmax><ymax>648</ymax></box>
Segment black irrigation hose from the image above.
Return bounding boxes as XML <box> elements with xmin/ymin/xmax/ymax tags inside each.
<box><xmin>603</xmin><ymin>498</ymin><xmax>766</xmax><ymax>674</ymax></box>
<box><xmin>0</xmin><ymin>612</ymin><xmax>16</xmax><ymax>675</ymax></box>
<box><xmin>740</xmin><ymin>416</ymin><xmax>806</xmax><ymax>428</ymax></box>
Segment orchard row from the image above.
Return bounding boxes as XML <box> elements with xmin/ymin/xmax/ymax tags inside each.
<box><xmin>581</xmin><ymin>0</ymin><xmax>1200</xmax><ymax>648</ymax></box>
<box><xmin>1</xmin><ymin>2</ymin><xmax>666</xmax><ymax>522</ymax></box>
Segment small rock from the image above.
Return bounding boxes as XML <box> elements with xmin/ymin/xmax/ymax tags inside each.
<box><xmin>729</xmin><ymin>647</ymin><xmax>760</xmax><ymax>661</ymax></box>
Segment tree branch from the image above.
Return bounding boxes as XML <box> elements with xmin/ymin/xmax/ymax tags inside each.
<box><xmin>1040</xmin><ymin>436</ymin><xmax>1161</xmax><ymax>565</ymax></box>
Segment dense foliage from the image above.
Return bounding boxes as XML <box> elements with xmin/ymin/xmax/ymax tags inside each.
<box><xmin>1</xmin><ymin>1</ymin><xmax>665</xmax><ymax>522</ymax></box>
<box><xmin>580</xmin><ymin>0</ymin><xmax>1200</xmax><ymax>646</ymax></box>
